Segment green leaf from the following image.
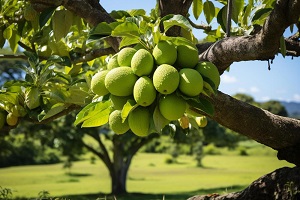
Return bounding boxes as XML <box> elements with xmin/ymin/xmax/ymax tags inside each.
<box><xmin>111</xmin><ymin>22</ymin><xmax>140</xmax><ymax>38</ymax></box>
<box><xmin>74</xmin><ymin>101</ymin><xmax>111</xmax><ymax>127</ymax></box>
<box><xmin>165</xmin><ymin>35</ymin><xmax>195</xmax><ymax>47</ymax></box>
<box><xmin>127</xmin><ymin>9</ymin><xmax>146</xmax><ymax>16</ymax></box>
<box><xmin>52</xmin><ymin>10</ymin><xmax>73</xmax><ymax>41</ymax></box>
<box><xmin>203</xmin><ymin>1</ymin><xmax>215</xmax><ymax>24</ymax></box>
<box><xmin>121</xmin><ymin>99</ymin><xmax>138</xmax><ymax>122</ymax></box>
<box><xmin>242</xmin><ymin>4</ymin><xmax>252</xmax><ymax>26</ymax></box>
<box><xmin>39</xmin><ymin>7</ymin><xmax>56</xmax><ymax>28</ymax></box>
<box><xmin>89</xmin><ymin>22</ymin><xmax>113</xmax><ymax>37</ymax></box>
<box><xmin>152</xmin><ymin>19</ymin><xmax>161</xmax><ymax>44</ymax></box>
<box><xmin>251</xmin><ymin>8</ymin><xmax>272</xmax><ymax>25</ymax></box>
<box><xmin>163</xmin><ymin>14</ymin><xmax>193</xmax><ymax>33</ymax></box>
<box><xmin>74</xmin><ymin>102</ymin><xmax>98</xmax><ymax>125</ymax></box>
<box><xmin>280</xmin><ymin>36</ymin><xmax>286</xmax><ymax>58</ymax></box>
<box><xmin>119</xmin><ymin>36</ymin><xmax>140</xmax><ymax>49</ymax></box>
<box><xmin>217</xmin><ymin>6</ymin><xmax>227</xmax><ymax>32</ymax></box>
<box><xmin>24</xmin><ymin>51</ymin><xmax>39</xmax><ymax>67</ymax></box>
<box><xmin>81</xmin><ymin>101</ymin><xmax>111</xmax><ymax>127</ymax></box>
<box><xmin>41</xmin><ymin>103</ymin><xmax>68</xmax><ymax>120</ymax></box>
<box><xmin>192</xmin><ymin>0</ymin><xmax>203</xmax><ymax>20</ymax></box>
<box><xmin>3</xmin><ymin>26</ymin><xmax>12</xmax><ymax>40</ymax></box>
<box><xmin>110</xmin><ymin>10</ymin><xmax>131</xmax><ymax>19</ymax></box>
<box><xmin>186</xmin><ymin>97</ymin><xmax>214</xmax><ymax>116</ymax></box>
<box><xmin>8</xmin><ymin>31</ymin><xmax>20</xmax><ymax>53</ymax></box>
<box><xmin>232</xmin><ymin>0</ymin><xmax>244</xmax><ymax>23</ymax></box>
<box><xmin>153</xmin><ymin>106</ymin><xmax>170</xmax><ymax>133</ymax></box>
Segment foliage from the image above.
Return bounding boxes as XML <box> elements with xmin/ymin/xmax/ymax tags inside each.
<box><xmin>0</xmin><ymin>134</ymin><xmax>60</xmax><ymax>167</ymax></box>
<box><xmin>0</xmin><ymin>0</ymin><xmax>285</xmax><ymax>132</ymax></box>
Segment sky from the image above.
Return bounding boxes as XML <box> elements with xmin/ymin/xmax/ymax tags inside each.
<box><xmin>103</xmin><ymin>1</ymin><xmax>300</xmax><ymax>102</ymax></box>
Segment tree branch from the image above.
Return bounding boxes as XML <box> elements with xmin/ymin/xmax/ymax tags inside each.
<box><xmin>209</xmin><ymin>91</ymin><xmax>300</xmax><ymax>165</ymax></box>
<box><xmin>187</xmin><ymin>18</ymin><xmax>212</xmax><ymax>31</ymax></box>
<box><xmin>199</xmin><ymin>0</ymin><xmax>300</xmax><ymax>73</ymax></box>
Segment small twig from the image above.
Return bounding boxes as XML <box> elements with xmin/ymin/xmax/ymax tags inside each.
<box><xmin>17</xmin><ymin>41</ymin><xmax>35</xmax><ymax>52</ymax></box>
<box><xmin>226</xmin><ymin>0</ymin><xmax>233</xmax><ymax>37</ymax></box>
<box><xmin>187</xmin><ymin>18</ymin><xmax>212</xmax><ymax>31</ymax></box>
<box><xmin>0</xmin><ymin>54</ymin><xmax>28</xmax><ymax>60</ymax></box>
<box><xmin>25</xmin><ymin>104</ymin><xmax>81</xmax><ymax>124</ymax></box>
<box><xmin>72</xmin><ymin>47</ymin><xmax>115</xmax><ymax>64</ymax></box>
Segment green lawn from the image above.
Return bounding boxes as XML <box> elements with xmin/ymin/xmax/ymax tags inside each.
<box><xmin>0</xmin><ymin>150</ymin><xmax>294</xmax><ymax>200</ymax></box>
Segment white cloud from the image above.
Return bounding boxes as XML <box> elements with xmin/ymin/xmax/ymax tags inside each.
<box><xmin>237</xmin><ymin>88</ymin><xmax>246</xmax><ymax>93</ymax></box>
<box><xmin>260</xmin><ymin>96</ymin><xmax>271</xmax><ymax>102</ymax></box>
<box><xmin>293</xmin><ymin>94</ymin><xmax>300</xmax><ymax>102</ymax></box>
<box><xmin>221</xmin><ymin>74</ymin><xmax>237</xmax><ymax>83</ymax></box>
<box><xmin>250</xmin><ymin>86</ymin><xmax>260</xmax><ymax>93</ymax></box>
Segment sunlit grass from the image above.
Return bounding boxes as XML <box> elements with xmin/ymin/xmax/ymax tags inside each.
<box><xmin>0</xmin><ymin>149</ymin><xmax>294</xmax><ymax>199</ymax></box>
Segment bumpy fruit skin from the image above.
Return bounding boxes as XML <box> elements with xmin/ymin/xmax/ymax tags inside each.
<box><xmin>152</xmin><ymin>41</ymin><xmax>177</xmax><ymax>65</ymax></box>
<box><xmin>195</xmin><ymin>62</ymin><xmax>220</xmax><ymax>89</ymax></box>
<box><xmin>109</xmin><ymin>110</ymin><xmax>129</xmax><ymax>134</ymax></box>
<box><xmin>91</xmin><ymin>70</ymin><xmax>109</xmax><ymax>96</ymax></box>
<box><xmin>105</xmin><ymin>67</ymin><xmax>138</xmax><ymax>96</ymax></box>
<box><xmin>110</xmin><ymin>94</ymin><xmax>132</xmax><ymax>110</ymax></box>
<box><xmin>176</xmin><ymin>45</ymin><xmax>199</xmax><ymax>68</ymax></box>
<box><xmin>128</xmin><ymin>107</ymin><xmax>150</xmax><ymax>137</ymax></box>
<box><xmin>179</xmin><ymin>68</ymin><xmax>203</xmax><ymax>97</ymax></box>
<box><xmin>196</xmin><ymin>116</ymin><xmax>208</xmax><ymax>127</ymax></box>
<box><xmin>0</xmin><ymin>111</ymin><xmax>6</xmax><ymax>129</ymax></box>
<box><xmin>6</xmin><ymin>113</ymin><xmax>18</xmax><ymax>126</ymax></box>
<box><xmin>153</xmin><ymin>64</ymin><xmax>180</xmax><ymax>94</ymax></box>
<box><xmin>24</xmin><ymin>4</ymin><xmax>38</xmax><ymax>21</ymax></box>
<box><xmin>107</xmin><ymin>54</ymin><xmax>119</xmax><ymax>70</ymax></box>
<box><xmin>134</xmin><ymin>76</ymin><xmax>156</xmax><ymax>107</ymax></box>
<box><xmin>131</xmin><ymin>49</ymin><xmax>154</xmax><ymax>76</ymax></box>
<box><xmin>117</xmin><ymin>47</ymin><xmax>137</xmax><ymax>66</ymax></box>
<box><xmin>159</xmin><ymin>93</ymin><xmax>186</xmax><ymax>121</ymax></box>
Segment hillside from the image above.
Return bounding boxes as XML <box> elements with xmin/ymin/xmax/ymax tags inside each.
<box><xmin>281</xmin><ymin>101</ymin><xmax>300</xmax><ymax>118</ymax></box>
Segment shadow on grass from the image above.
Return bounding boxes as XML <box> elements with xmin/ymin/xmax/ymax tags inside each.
<box><xmin>57</xmin><ymin>185</ymin><xmax>246</xmax><ymax>200</ymax></box>
<box><xmin>66</xmin><ymin>172</ymin><xmax>92</xmax><ymax>177</ymax></box>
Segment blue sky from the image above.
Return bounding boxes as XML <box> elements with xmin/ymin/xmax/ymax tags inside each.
<box><xmin>102</xmin><ymin>0</ymin><xmax>300</xmax><ymax>102</ymax></box>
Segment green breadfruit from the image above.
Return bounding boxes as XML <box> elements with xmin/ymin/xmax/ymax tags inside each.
<box><xmin>131</xmin><ymin>49</ymin><xmax>154</xmax><ymax>76</ymax></box>
<box><xmin>176</xmin><ymin>44</ymin><xmax>199</xmax><ymax>68</ymax></box>
<box><xmin>159</xmin><ymin>93</ymin><xmax>186</xmax><ymax>121</ymax></box>
<box><xmin>91</xmin><ymin>70</ymin><xmax>109</xmax><ymax>96</ymax></box>
<box><xmin>109</xmin><ymin>110</ymin><xmax>130</xmax><ymax>134</ymax></box>
<box><xmin>153</xmin><ymin>64</ymin><xmax>179</xmax><ymax>94</ymax></box>
<box><xmin>133</xmin><ymin>76</ymin><xmax>156</xmax><ymax>107</ymax></box>
<box><xmin>105</xmin><ymin>67</ymin><xmax>138</xmax><ymax>96</ymax></box>
<box><xmin>152</xmin><ymin>41</ymin><xmax>177</xmax><ymax>65</ymax></box>
<box><xmin>128</xmin><ymin>106</ymin><xmax>151</xmax><ymax>137</ymax></box>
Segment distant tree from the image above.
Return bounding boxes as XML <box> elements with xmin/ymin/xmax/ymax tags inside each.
<box><xmin>260</xmin><ymin>100</ymin><xmax>288</xmax><ymax>117</ymax></box>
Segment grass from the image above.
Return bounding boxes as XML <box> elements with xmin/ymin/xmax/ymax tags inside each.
<box><xmin>0</xmin><ymin>146</ymin><xmax>295</xmax><ymax>200</ymax></box>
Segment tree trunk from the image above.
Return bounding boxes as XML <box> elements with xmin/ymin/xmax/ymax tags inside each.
<box><xmin>109</xmin><ymin>135</ymin><xmax>132</xmax><ymax>195</ymax></box>
<box><xmin>187</xmin><ymin>166</ymin><xmax>300</xmax><ymax>200</ymax></box>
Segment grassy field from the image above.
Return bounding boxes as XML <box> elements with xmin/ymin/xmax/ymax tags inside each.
<box><xmin>0</xmin><ymin>146</ymin><xmax>295</xmax><ymax>200</ymax></box>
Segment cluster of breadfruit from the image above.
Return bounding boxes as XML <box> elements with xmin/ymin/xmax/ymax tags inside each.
<box><xmin>90</xmin><ymin>40</ymin><xmax>220</xmax><ymax>137</ymax></box>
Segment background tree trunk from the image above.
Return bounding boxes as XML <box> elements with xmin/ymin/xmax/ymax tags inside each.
<box><xmin>188</xmin><ymin>166</ymin><xmax>300</xmax><ymax>200</ymax></box>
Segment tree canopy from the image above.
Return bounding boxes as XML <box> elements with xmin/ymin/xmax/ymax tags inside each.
<box><xmin>0</xmin><ymin>0</ymin><xmax>300</xmax><ymax>171</ymax></box>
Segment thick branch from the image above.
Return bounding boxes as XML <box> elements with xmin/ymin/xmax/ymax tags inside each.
<box><xmin>188</xmin><ymin>166</ymin><xmax>300</xmax><ymax>200</ymax></box>
<box><xmin>199</xmin><ymin>0</ymin><xmax>300</xmax><ymax>72</ymax></box>
<box><xmin>210</xmin><ymin>91</ymin><xmax>300</xmax><ymax>165</ymax></box>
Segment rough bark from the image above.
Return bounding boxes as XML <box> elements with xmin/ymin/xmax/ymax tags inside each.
<box><xmin>187</xmin><ymin>166</ymin><xmax>300</xmax><ymax>200</ymax></box>
<box><xmin>209</xmin><ymin>92</ymin><xmax>300</xmax><ymax>166</ymax></box>
<box><xmin>199</xmin><ymin>0</ymin><xmax>300</xmax><ymax>72</ymax></box>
